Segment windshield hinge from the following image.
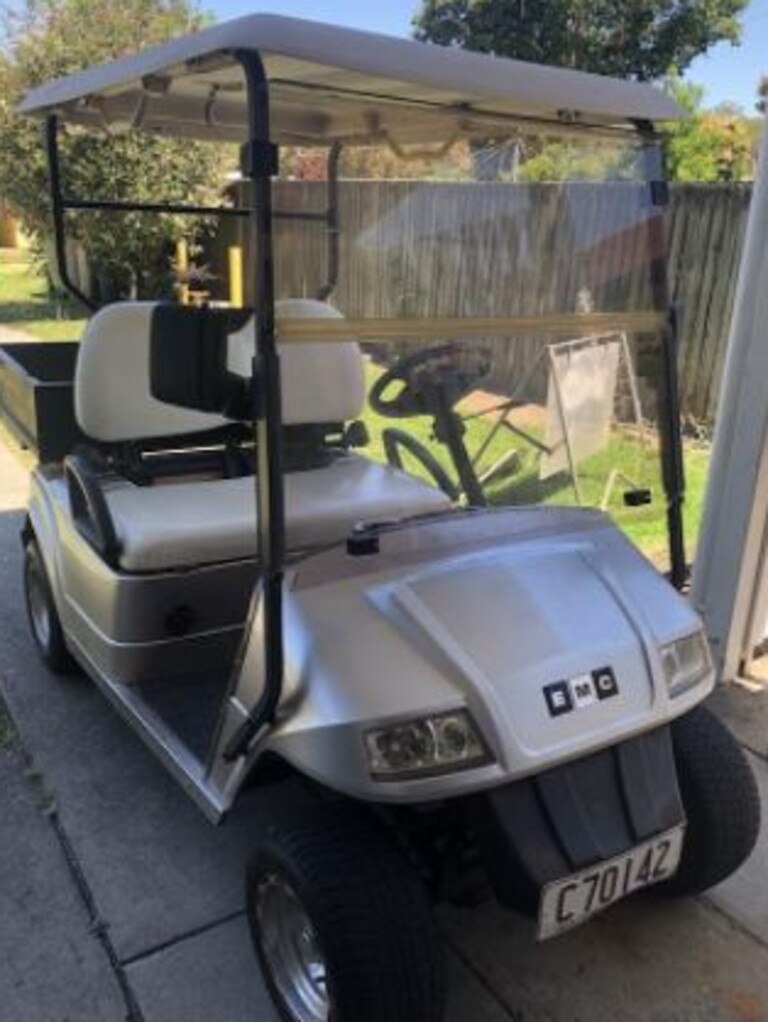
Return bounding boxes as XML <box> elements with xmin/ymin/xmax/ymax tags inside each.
<box><xmin>240</xmin><ymin>140</ymin><xmax>279</xmax><ymax>179</ymax></box>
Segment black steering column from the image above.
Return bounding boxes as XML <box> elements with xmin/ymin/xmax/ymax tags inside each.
<box><xmin>369</xmin><ymin>343</ymin><xmax>490</xmax><ymax>507</ymax></box>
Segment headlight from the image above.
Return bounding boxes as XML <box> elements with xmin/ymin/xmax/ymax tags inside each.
<box><xmin>365</xmin><ymin>710</ymin><xmax>492</xmax><ymax>780</ymax></box>
<box><xmin>661</xmin><ymin>631</ymin><xmax>711</xmax><ymax>697</ymax></box>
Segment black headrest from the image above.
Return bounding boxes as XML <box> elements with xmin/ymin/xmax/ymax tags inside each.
<box><xmin>149</xmin><ymin>304</ymin><xmax>254</xmax><ymax>418</ymax></box>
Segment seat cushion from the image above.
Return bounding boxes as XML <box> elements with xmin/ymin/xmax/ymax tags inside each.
<box><xmin>101</xmin><ymin>455</ymin><xmax>451</xmax><ymax>572</ymax></box>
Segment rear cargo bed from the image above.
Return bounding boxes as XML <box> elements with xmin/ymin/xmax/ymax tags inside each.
<box><xmin>0</xmin><ymin>342</ymin><xmax>82</xmax><ymax>462</ymax></box>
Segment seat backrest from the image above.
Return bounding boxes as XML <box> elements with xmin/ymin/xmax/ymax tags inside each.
<box><xmin>228</xmin><ymin>299</ymin><xmax>366</xmax><ymax>427</ymax></box>
<box><xmin>75</xmin><ymin>299</ymin><xmax>366</xmax><ymax>443</ymax></box>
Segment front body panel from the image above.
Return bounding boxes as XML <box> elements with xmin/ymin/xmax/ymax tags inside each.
<box><xmin>227</xmin><ymin>507</ymin><xmax>711</xmax><ymax>805</ymax></box>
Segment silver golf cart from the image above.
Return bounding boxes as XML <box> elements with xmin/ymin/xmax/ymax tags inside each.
<box><xmin>18</xmin><ymin>15</ymin><xmax>759</xmax><ymax>1022</ymax></box>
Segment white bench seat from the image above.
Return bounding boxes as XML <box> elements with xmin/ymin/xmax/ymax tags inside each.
<box><xmin>102</xmin><ymin>454</ymin><xmax>450</xmax><ymax>572</ymax></box>
<box><xmin>71</xmin><ymin>299</ymin><xmax>451</xmax><ymax>573</ymax></box>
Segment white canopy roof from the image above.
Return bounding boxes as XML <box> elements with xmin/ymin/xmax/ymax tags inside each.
<box><xmin>19</xmin><ymin>14</ymin><xmax>682</xmax><ymax>144</ymax></box>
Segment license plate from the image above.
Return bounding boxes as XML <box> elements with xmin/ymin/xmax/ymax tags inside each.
<box><xmin>537</xmin><ymin>825</ymin><xmax>685</xmax><ymax>941</ymax></box>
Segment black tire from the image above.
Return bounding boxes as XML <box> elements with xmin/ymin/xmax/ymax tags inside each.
<box><xmin>23</xmin><ymin>540</ymin><xmax>77</xmax><ymax>675</ymax></box>
<box><xmin>663</xmin><ymin>705</ymin><xmax>760</xmax><ymax>896</ymax></box>
<box><xmin>246</xmin><ymin>802</ymin><xmax>445</xmax><ymax>1022</ymax></box>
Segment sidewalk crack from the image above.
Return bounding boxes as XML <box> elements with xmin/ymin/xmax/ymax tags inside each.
<box><xmin>11</xmin><ymin>725</ymin><xmax>145</xmax><ymax>1022</ymax></box>
<box><xmin>48</xmin><ymin>804</ymin><xmax>146</xmax><ymax>1022</ymax></box>
<box><xmin>121</xmin><ymin>910</ymin><xmax>246</xmax><ymax>968</ymax></box>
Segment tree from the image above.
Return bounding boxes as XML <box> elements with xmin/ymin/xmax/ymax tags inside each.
<box><xmin>281</xmin><ymin>142</ymin><xmax>472</xmax><ymax>182</ymax></box>
<box><xmin>664</xmin><ymin>76</ymin><xmax>752</xmax><ymax>181</ymax></box>
<box><xmin>0</xmin><ymin>0</ymin><xmax>229</xmax><ymax>302</ymax></box>
<box><xmin>758</xmin><ymin>76</ymin><xmax>768</xmax><ymax>115</ymax></box>
<box><xmin>413</xmin><ymin>0</ymin><xmax>747</xmax><ymax>82</ymax></box>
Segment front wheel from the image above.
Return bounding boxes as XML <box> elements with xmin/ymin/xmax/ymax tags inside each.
<box><xmin>23</xmin><ymin>540</ymin><xmax>77</xmax><ymax>675</ymax></box>
<box><xmin>246</xmin><ymin>803</ymin><xmax>445</xmax><ymax>1022</ymax></box>
<box><xmin>663</xmin><ymin>705</ymin><xmax>760</xmax><ymax>896</ymax></box>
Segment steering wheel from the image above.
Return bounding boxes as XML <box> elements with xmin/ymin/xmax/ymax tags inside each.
<box><xmin>369</xmin><ymin>342</ymin><xmax>490</xmax><ymax>419</ymax></box>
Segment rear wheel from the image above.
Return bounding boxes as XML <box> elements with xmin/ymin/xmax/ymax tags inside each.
<box><xmin>663</xmin><ymin>705</ymin><xmax>760</xmax><ymax>896</ymax></box>
<box><xmin>23</xmin><ymin>540</ymin><xmax>77</xmax><ymax>674</ymax></box>
<box><xmin>246</xmin><ymin>803</ymin><xmax>445</xmax><ymax>1022</ymax></box>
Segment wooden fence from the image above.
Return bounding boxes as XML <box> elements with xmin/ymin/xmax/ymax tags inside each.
<box><xmin>666</xmin><ymin>184</ymin><xmax>752</xmax><ymax>422</ymax></box>
<box><xmin>212</xmin><ymin>180</ymin><xmax>753</xmax><ymax>422</ymax></box>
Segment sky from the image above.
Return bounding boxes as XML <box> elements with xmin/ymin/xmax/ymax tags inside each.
<box><xmin>212</xmin><ymin>0</ymin><xmax>768</xmax><ymax>113</ymax></box>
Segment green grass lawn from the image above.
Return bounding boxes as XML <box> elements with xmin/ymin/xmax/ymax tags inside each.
<box><xmin>0</xmin><ymin>251</ymin><xmax>86</xmax><ymax>341</ymax></box>
<box><xmin>363</xmin><ymin>362</ymin><xmax>710</xmax><ymax>568</ymax></box>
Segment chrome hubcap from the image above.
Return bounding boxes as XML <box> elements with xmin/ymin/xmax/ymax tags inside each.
<box><xmin>27</xmin><ymin>564</ymin><xmax>51</xmax><ymax>650</ymax></box>
<box><xmin>256</xmin><ymin>874</ymin><xmax>329</xmax><ymax>1022</ymax></box>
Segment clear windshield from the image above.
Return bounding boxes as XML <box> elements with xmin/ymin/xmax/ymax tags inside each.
<box><xmin>267</xmin><ymin>130</ymin><xmax>674</xmax><ymax>568</ymax></box>
<box><xmin>41</xmin><ymin>105</ymin><xmax>685</xmax><ymax>585</ymax></box>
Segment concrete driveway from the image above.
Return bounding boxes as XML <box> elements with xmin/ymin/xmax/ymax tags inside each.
<box><xmin>3</xmin><ymin>430</ymin><xmax>768</xmax><ymax>1022</ymax></box>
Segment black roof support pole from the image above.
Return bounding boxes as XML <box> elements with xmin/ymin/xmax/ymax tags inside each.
<box><xmin>636</xmin><ymin>120</ymin><xmax>687</xmax><ymax>590</ymax></box>
<box><xmin>223</xmin><ymin>49</ymin><xmax>285</xmax><ymax>762</ymax></box>
<box><xmin>44</xmin><ymin>115</ymin><xmax>97</xmax><ymax>311</ymax></box>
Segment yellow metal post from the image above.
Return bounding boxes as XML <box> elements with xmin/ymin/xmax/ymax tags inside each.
<box><xmin>0</xmin><ymin>197</ymin><xmax>19</xmax><ymax>248</ymax></box>
<box><xmin>228</xmin><ymin>245</ymin><xmax>243</xmax><ymax>307</ymax></box>
<box><xmin>176</xmin><ymin>238</ymin><xmax>189</xmax><ymax>305</ymax></box>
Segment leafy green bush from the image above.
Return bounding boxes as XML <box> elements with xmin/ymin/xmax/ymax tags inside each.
<box><xmin>0</xmin><ymin>0</ymin><xmax>229</xmax><ymax>303</ymax></box>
